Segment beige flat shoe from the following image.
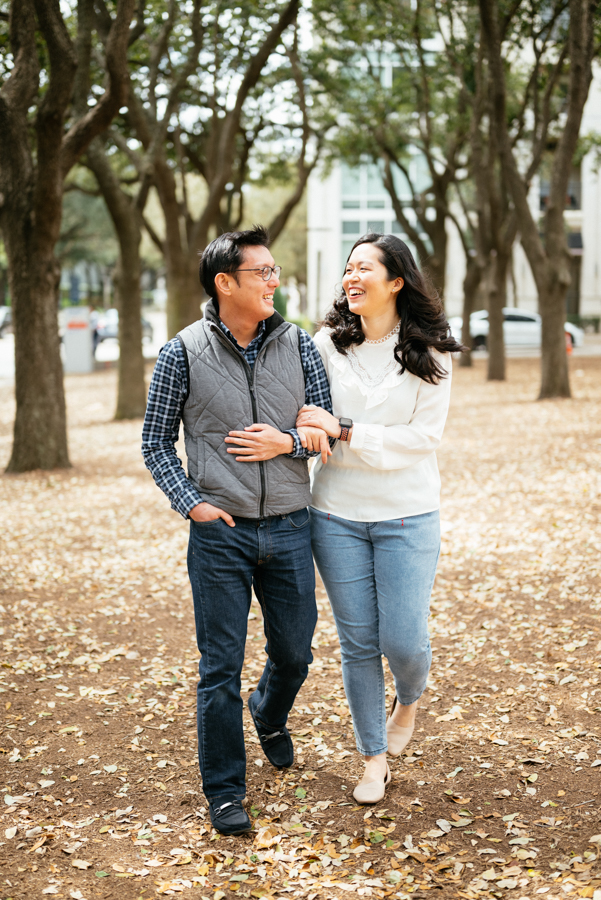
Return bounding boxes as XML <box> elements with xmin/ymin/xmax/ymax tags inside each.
<box><xmin>353</xmin><ymin>764</ymin><xmax>391</xmax><ymax>805</ymax></box>
<box><xmin>386</xmin><ymin>696</ymin><xmax>415</xmax><ymax>758</ymax></box>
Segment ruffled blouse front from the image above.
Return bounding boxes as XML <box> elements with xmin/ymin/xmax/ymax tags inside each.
<box><xmin>327</xmin><ymin>327</ymin><xmax>410</xmax><ymax>410</ymax></box>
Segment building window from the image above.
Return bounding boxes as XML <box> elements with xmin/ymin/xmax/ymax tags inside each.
<box><xmin>367</xmin><ymin>199</ymin><xmax>385</xmax><ymax>209</ymax></box>
<box><xmin>342</xmin><ymin>241</ymin><xmax>356</xmax><ymax>265</ymax></box>
<box><xmin>341</xmin><ymin>163</ymin><xmax>361</xmax><ymax>194</ymax></box>
<box><xmin>367</xmin><ymin>220</ymin><xmax>385</xmax><ymax>233</ymax></box>
<box><xmin>342</xmin><ymin>200</ymin><xmax>360</xmax><ymax>209</ymax></box>
<box><xmin>342</xmin><ymin>221</ymin><xmax>361</xmax><ymax>234</ymax></box>
<box><xmin>540</xmin><ymin>164</ymin><xmax>582</xmax><ymax>210</ymax></box>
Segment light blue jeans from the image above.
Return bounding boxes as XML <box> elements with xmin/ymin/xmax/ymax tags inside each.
<box><xmin>310</xmin><ymin>508</ymin><xmax>440</xmax><ymax>757</ymax></box>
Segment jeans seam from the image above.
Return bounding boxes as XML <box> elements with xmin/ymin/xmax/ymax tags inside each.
<box><xmin>192</xmin><ymin>542</ymin><xmax>211</xmax><ymax>794</ymax></box>
<box><xmin>253</xmin><ymin>574</ymin><xmax>274</xmax><ymax>720</ymax></box>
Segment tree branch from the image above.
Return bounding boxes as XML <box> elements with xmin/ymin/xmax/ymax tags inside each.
<box><xmin>141</xmin><ymin>214</ymin><xmax>165</xmax><ymax>253</ymax></box>
<box><xmin>0</xmin><ymin>0</ymin><xmax>39</xmax><ymax>118</ymax></box>
<box><xmin>193</xmin><ymin>0</ymin><xmax>300</xmax><ymax>244</ymax></box>
<box><xmin>60</xmin><ymin>0</ymin><xmax>135</xmax><ymax>177</ymax></box>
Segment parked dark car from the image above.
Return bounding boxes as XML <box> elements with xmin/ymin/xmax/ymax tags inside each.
<box><xmin>0</xmin><ymin>306</ymin><xmax>12</xmax><ymax>338</ymax></box>
<box><xmin>96</xmin><ymin>308</ymin><xmax>154</xmax><ymax>343</ymax></box>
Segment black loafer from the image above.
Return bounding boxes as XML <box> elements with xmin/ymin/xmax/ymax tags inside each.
<box><xmin>209</xmin><ymin>798</ymin><xmax>252</xmax><ymax>836</ymax></box>
<box><xmin>248</xmin><ymin>696</ymin><xmax>294</xmax><ymax>769</ymax></box>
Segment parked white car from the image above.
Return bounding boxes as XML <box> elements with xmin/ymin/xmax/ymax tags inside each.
<box><xmin>448</xmin><ymin>309</ymin><xmax>584</xmax><ymax>349</ymax></box>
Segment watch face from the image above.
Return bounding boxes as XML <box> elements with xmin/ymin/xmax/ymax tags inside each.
<box><xmin>339</xmin><ymin>418</ymin><xmax>353</xmax><ymax>428</ymax></box>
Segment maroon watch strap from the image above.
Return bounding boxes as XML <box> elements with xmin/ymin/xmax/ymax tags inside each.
<box><xmin>339</xmin><ymin>425</ymin><xmax>350</xmax><ymax>442</ymax></box>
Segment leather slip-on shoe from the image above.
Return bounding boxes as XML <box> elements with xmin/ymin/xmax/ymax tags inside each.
<box><xmin>209</xmin><ymin>799</ymin><xmax>252</xmax><ymax>836</ymax></box>
<box><xmin>353</xmin><ymin>764</ymin><xmax>391</xmax><ymax>805</ymax></box>
<box><xmin>248</xmin><ymin>695</ymin><xmax>294</xmax><ymax>769</ymax></box>
<box><xmin>386</xmin><ymin>696</ymin><xmax>415</xmax><ymax>758</ymax></box>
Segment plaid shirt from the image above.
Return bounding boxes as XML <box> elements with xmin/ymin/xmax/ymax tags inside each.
<box><xmin>141</xmin><ymin>319</ymin><xmax>333</xmax><ymax>518</ymax></box>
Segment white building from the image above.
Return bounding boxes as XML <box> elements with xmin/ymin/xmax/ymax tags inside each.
<box><xmin>307</xmin><ymin>71</ymin><xmax>601</xmax><ymax>326</ymax></box>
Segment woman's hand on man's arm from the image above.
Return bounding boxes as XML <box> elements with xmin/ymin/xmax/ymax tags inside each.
<box><xmin>296</xmin><ymin>405</ymin><xmax>343</xmax><ymax>439</ymax></box>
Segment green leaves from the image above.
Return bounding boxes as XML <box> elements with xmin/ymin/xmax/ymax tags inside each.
<box><xmin>369</xmin><ymin>830</ymin><xmax>385</xmax><ymax>844</ymax></box>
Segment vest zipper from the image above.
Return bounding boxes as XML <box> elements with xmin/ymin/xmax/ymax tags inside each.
<box><xmin>246</xmin><ymin>370</ymin><xmax>266</xmax><ymax>518</ymax></box>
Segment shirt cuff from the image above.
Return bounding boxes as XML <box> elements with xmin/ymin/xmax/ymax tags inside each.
<box><xmin>349</xmin><ymin>423</ymin><xmax>384</xmax><ymax>453</ymax></box>
<box><xmin>172</xmin><ymin>487</ymin><xmax>204</xmax><ymax>519</ymax></box>
<box><xmin>349</xmin><ymin>422</ymin><xmax>367</xmax><ymax>452</ymax></box>
<box><xmin>284</xmin><ymin>429</ymin><xmax>305</xmax><ymax>458</ymax></box>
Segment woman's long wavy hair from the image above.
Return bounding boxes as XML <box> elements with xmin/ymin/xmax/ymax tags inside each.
<box><xmin>323</xmin><ymin>233</ymin><xmax>464</xmax><ymax>384</ymax></box>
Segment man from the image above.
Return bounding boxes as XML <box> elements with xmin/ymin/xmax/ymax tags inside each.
<box><xmin>142</xmin><ymin>226</ymin><xmax>333</xmax><ymax>836</ymax></box>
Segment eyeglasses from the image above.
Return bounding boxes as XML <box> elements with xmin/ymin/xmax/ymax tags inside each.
<box><xmin>236</xmin><ymin>265</ymin><xmax>282</xmax><ymax>281</ymax></box>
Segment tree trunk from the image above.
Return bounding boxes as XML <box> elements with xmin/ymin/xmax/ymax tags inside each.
<box><xmin>487</xmin><ymin>251</ymin><xmax>509</xmax><ymax>382</ymax></box>
<box><xmin>86</xmin><ymin>139</ymin><xmax>146</xmax><ymax>419</ymax></box>
<box><xmin>166</xmin><ymin>263</ymin><xmax>202</xmax><ymax>338</ymax></box>
<box><xmin>0</xmin><ymin>0</ymin><xmax>134</xmax><ymax>472</ymax></box>
<box><xmin>539</xmin><ymin>277</ymin><xmax>571</xmax><ymax>398</ymax></box>
<box><xmin>153</xmin><ymin>157</ymin><xmax>204</xmax><ymax>337</ymax></box>
<box><xmin>113</xmin><ymin>247</ymin><xmax>146</xmax><ymax>419</ymax></box>
<box><xmin>426</xmin><ymin>207</ymin><xmax>447</xmax><ymax>301</ymax></box>
<box><xmin>459</xmin><ymin>254</ymin><xmax>482</xmax><ymax>368</ymax></box>
<box><xmin>0</xmin><ymin>265</ymin><xmax>8</xmax><ymax>304</ymax></box>
<box><xmin>6</xmin><ymin>223</ymin><xmax>70</xmax><ymax>472</ymax></box>
<box><xmin>478</xmin><ymin>0</ymin><xmax>593</xmax><ymax>399</ymax></box>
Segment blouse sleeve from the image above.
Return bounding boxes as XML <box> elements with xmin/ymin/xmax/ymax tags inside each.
<box><xmin>349</xmin><ymin>353</ymin><xmax>452</xmax><ymax>471</ymax></box>
<box><xmin>312</xmin><ymin>328</ymin><xmax>331</xmax><ymax>375</ymax></box>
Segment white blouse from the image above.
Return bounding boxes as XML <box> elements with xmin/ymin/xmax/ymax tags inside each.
<box><xmin>310</xmin><ymin>328</ymin><xmax>452</xmax><ymax>522</ymax></box>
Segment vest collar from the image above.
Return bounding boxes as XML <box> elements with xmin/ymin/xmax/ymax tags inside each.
<box><xmin>204</xmin><ymin>298</ymin><xmax>287</xmax><ymax>339</ymax></box>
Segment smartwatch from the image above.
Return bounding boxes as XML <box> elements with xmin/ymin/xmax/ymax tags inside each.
<box><xmin>338</xmin><ymin>417</ymin><xmax>353</xmax><ymax>441</ymax></box>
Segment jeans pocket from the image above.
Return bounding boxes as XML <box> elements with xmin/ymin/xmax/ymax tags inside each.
<box><xmin>286</xmin><ymin>507</ymin><xmax>310</xmax><ymax>529</ymax></box>
<box><xmin>192</xmin><ymin>517</ymin><xmax>222</xmax><ymax>527</ymax></box>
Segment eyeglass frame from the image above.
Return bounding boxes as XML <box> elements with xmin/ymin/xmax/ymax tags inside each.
<box><xmin>235</xmin><ymin>265</ymin><xmax>282</xmax><ymax>281</ymax></box>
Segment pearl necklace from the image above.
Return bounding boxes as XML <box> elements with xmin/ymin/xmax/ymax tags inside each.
<box><xmin>363</xmin><ymin>322</ymin><xmax>400</xmax><ymax>345</ymax></box>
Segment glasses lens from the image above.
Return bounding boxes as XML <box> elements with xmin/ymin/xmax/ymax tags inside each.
<box><xmin>261</xmin><ymin>266</ymin><xmax>281</xmax><ymax>281</ymax></box>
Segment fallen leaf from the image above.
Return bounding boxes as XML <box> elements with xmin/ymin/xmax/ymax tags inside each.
<box><xmin>254</xmin><ymin>825</ymin><xmax>281</xmax><ymax>848</ymax></box>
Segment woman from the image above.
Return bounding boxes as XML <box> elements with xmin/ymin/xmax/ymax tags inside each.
<box><xmin>296</xmin><ymin>233</ymin><xmax>463</xmax><ymax>804</ymax></box>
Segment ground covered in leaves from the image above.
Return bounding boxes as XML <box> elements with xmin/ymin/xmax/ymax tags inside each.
<box><xmin>1</xmin><ymin>357</ymin><xmax>600</xmax><ymax>900</ymax></box>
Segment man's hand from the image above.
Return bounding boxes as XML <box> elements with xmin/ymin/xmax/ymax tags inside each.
<box><xmin>189</xmin><ymin>502</ymin><xmax>235</xmax><ymax>527</ymax></box>
<box><xmin>297</xmin><ymin>426</ymin><xmax>331</xmax><ymax>464</ymax></box>
<box><xmin>225</xmin><ymin>424</ymin><xmax>294</xmax><ymax>461</ymax></box>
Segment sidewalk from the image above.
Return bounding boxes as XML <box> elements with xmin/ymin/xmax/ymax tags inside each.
<box><xmin>0</xmin><ymin>309</ymin><xmax>167</xmax><ymax>384</ymax></box>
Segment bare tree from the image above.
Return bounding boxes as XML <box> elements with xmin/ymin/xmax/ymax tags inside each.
<box><xmin>480</xmin><ymin>0</ymin><xmax>598</xmax><ymax>398</ymax></box>
<box><xmin>85</xmin><ymin>139</ymin><xmax>149</xmax><ymax>419</ymax></box>
<box><xmin>124</xmin><ymin>0</ymin><xmax>305</xmax><ymax>337</ymax></box>
<box><xmin>310</xmin><ymin>0</ymin><xmax>473</xmax><ymax>301</ymax></box>
<box><xmin>0</xmin><ymin>0</ymin><xmax>134</xmax><ymax>472</ymax></box>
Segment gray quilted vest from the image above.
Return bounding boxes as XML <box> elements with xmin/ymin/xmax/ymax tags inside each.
<box><xmin>177</xmin><ymin>301</ymin><xmax>311</xmax><ymax>518</ymax></box>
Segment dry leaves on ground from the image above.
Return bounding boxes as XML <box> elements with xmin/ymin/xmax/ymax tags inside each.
<box><xmin>0</xmin><ymin>357</ymin><xmax>600</xmax><ymax>900</ymax></box>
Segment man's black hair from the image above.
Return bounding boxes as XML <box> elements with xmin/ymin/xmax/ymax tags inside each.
<box><xmin>199</xmin><ymin>225</ymin><xmax>271</xmax><ymax>301</ymax></box>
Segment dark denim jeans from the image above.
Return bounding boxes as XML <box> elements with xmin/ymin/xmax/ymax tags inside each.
<box><xmin>187</xmin><ymin>508</ymin><xmax>317</xmax><ymax>804</ymax></box>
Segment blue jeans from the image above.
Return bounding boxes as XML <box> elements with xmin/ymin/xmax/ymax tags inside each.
<box><xmin>310</xmin><ymin>508</ymin><xmax>440</xmax><ymax>757</ymax></box>
<box><xmin>187</xmin><ymin>509</ymin><xmax>317</xmax><ymax>803</ymax></box>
